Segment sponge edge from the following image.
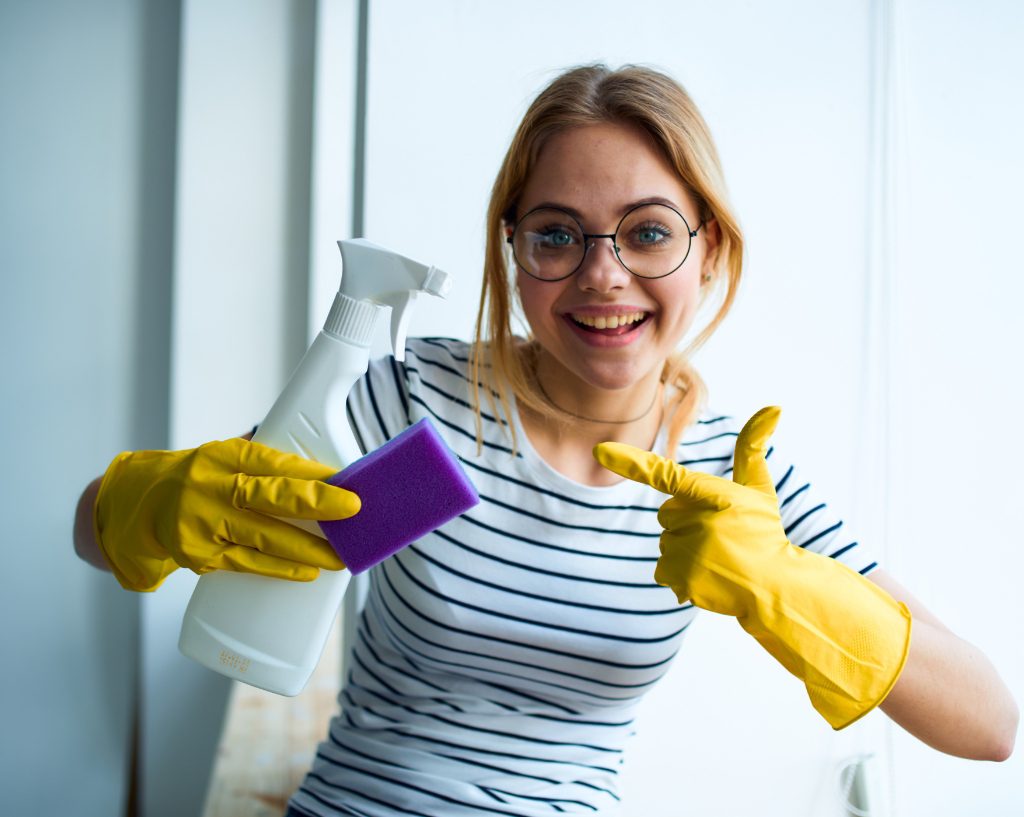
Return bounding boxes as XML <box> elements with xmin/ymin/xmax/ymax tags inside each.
<box><xmin>318</xmin><ymin>418</ymin><xmax>480</xmax><ymax>574</ymax></box>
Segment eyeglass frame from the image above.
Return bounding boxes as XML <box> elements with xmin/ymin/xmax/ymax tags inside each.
<box><xmin>506</xmin><ymin>202</ymin><xmax>704</xmax><ymax>282</ymax></box>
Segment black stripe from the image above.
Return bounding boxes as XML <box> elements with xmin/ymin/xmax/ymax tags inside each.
<box><xmin>481</xmin><ymin>786</ymin><xmax>597</xmax><ymax>811</ymax></box>
<box><xmin>372</xmin><ymin>586</ymin><xmax>676</xmax><ymax>694</ymax></box>
<box><xmin>828</xmin><ymin>541</ymin><xmax>858</xmax><ymax>560</ymax></box>
<box><xmin>784</xmin><ymin>502</ymin><xmax>827</xmax><ymax>537</ymax></box>
<box><xmin>364</xmin><ymin>364</ymin><xmax>394</xmax><ymax>443</ymax></box>
<box><xmin>318</xmin><ymin>740</ymin><xmax>411</xmax><ymax>772</ymax></box>
<box><xmin>433</xmin><ymin>526</ymin><xmax>662</xmax><ymax>586</ymax></box>
<box><xmin>796</xmin><ymin>521</ymin><xmax>842</xmax><ymax>550</ymax></box>
<box><xmin>361</xmin><ymin>613</ymin><xmax>586</xmax><ymax>716</ymax></box>
<box><xmin>347</xmin><ymin>672</ymin><xmax>622</xmax><ymax>755</ymax></box>
<box><xmin>355</xmin><ymin>624</ymin><xmax>463</xmax><ymax>709</ymax></box>
<box><xmin>301</xmin><ymin>773</ymin><xmax>433</xmax><ymax>816</ymax></box>
<box><xmin>428</xmin><ymin>751</ymin><xmax>561</xmax><ymax>786</ymax></box>
<box><xmin>527</xmin><ymin>711</ymin><xmax>634</xmax><ymax>728</ymax></box>
<box><xmin>774</xmin><ymin>464</ymin><xmax>794</xmax><ymax>495</ymax></box>
<box><xmin>409</xmin><ymin>542</ymin><xmax>679</xmax><ymax>617</ymax></box>
<box><xmin>457</xmin><ymin>515</ymin><xmax>661</xmax><ymax>567</ymax></box>
<box><xmin>310</xmin><ymin>767</ymin><xmax>506</xmax><ymax>816</ymax></box>
<box><xmin>406</xmin><ymin>365</ymin><xmax>506</xmax><ymax>426</ymax></box>
<box><xmin>343</xmin><ymin>688</ymin><xmax>400</xmax><ymax>725</ymax></box>
<box><xmin>346</xmin><ymin>397</ymin><xmax>369</xmax><ymax>456</ymax></box>
<box><xmin>679</xmin><ymin>454</ymin><xmax>733</xmax><ymax>466</ymax></box>
<box><xmin>388</xmin><ymin>356</ymin><xmax>411</xmax><ymax>424</ymax></box>
<box><xmin>409</xmin><ymin>393</ymin><xmax>518</xmax><ymax>455</ymax></box>
<box><xmin>361</xmin><ymin>617</ymin><xmax>578</xmax><ymax>720</ymax></box>
<box><xmin>329</xmin><ymin>716</ymin><xmax>619</xmax><ymax>776</ymax></box>
<box><xmin>682</xmin><ymin>430</ymin><xmax>738</xmax><ymax>446</ymax></box>
<box><xmin>780</xmin><ymin>482</ymin><xmax>810</xmax><ymax>509</ymax></box>
<box><xmin>472</xmin><ymin>679</ymin><xmax>582</xmax><ymax>716</ymax></box>
<box><xmin>574</xmin><ymin>779</ymin><xmax>622</xmax><ymax>800</ymax></box>
<box><xmin>284</xmin><ymin>802</ymin><xmax>321</xmax><ymax>817</ymax></box>
<box><xmin>458</xmin><ymin>456</ymin><xmax>658</xmax><ymax>512</ymax></box>
<box><xmin>481</xmin><ymin>492</ymin><xmax>660</xmax><ymax>538</ymax></box>
<box><xmin>389</xmin><ymin>554</ymin><xmax>688</xmax><ymax>645</ymax></box>
<box><xmin>403</xmin><ymin>346</ymin><xmax>502</xmax><ymax>398</ymax></box>
<box><xmin>420</xmin><ymin>336</ymin><xmax>472</xmax><ymax>362</ymax></box>
<box><xmin>859</xmin><ymin>561</ymin><xmax>878</xmax><ymax>575</ymax></box>
<box><xmin>698</xmin><ymin>415</ymin><xmax>731</xmax><ymax>424</ymax></box>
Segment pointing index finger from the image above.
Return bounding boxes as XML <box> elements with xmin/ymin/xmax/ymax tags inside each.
<box><xmin>593</xmin><ymin>442</ymin><xmax>731</xmax><ymax>508</ymax></box>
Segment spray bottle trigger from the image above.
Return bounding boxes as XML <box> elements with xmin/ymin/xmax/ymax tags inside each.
<box><xmin>381</xmin><ymin>290</ymin><xmax>420</xmax><ymax>362</ymax></box>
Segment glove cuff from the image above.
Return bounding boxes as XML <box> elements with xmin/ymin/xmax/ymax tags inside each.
<box><xmin>741</xmin><ymin>548</ymin><xmax>914</xmax><ymax>730</ymax></box>
<box><xmin>94</xmin><ymin>451</ymin><xmax>178</xmax><ymax>592</ymax></box>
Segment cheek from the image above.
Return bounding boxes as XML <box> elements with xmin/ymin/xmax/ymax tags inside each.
<box><xmin>516</xmin><ymin>274</ymin><xmax>559</xmax><ymax>331</ymax></box>
<box><xmin>651</xmin><ymin>276</ymin><xmax>702</xmax><ymax>331</ymax></box>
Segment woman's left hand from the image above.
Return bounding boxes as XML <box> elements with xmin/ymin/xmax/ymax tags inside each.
<box><xmin>593</xmin><ymin>407</ymin><xmax>913</xmax><ymax>730</ymax></box>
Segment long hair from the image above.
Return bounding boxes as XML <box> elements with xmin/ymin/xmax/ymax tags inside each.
<box><xmin>471</xmin><ymin>64</ymin><xmax>744</xmax><ymax>456</ymax></box>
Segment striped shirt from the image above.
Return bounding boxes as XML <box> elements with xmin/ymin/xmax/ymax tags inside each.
<box><xmin>287</xmin><ymin>337</ymin><xmax>877</xmax><ymax>817</ymax></box>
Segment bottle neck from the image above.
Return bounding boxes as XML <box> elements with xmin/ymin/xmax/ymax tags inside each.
<box><xmin>323</xmin><ymin>292</ymin><xmax>381</xmax><ymax>345</ymax></box>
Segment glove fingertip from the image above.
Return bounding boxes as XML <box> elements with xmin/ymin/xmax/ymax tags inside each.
<box><xmin>738</xmin><ymin>406</ymin><xmax>782</xmax><ymax>451</ymax></box>
<box><xmin>592</xmin><ymin>441</ymin><xmax>655</xmax><ymax>483</ymax></box>
<box><xmin>317</xmin><ymin>485</ymin><xmax>361</xmax><ymax>520</ymax></box>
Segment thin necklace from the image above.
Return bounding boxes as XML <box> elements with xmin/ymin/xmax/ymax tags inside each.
<box><xmin>535</xmin><ymin>376</ymin><xmax>661</xmax><ymax>425</ymax></box>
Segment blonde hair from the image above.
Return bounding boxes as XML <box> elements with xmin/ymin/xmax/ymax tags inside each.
<box><xmin>471</xmin><ymin>64</ymin><xmax>744</xmax><ymax>456</ymax></box>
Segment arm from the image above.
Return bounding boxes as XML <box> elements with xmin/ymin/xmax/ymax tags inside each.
<box><xmin>73</xmin><ymin>475</ymin><xmax>108</xmax><ymax>572</ymax></box>
<box><xmin>870</xmin><ymin>568</ymin><xmax>1018</xmax><ymax>761</ymax></box>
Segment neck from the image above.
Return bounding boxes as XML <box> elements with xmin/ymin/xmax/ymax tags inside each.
<box><xmin>531</xmin><ymin>349</ymin><xmax>665</xmax><ymax>450</ymax></box>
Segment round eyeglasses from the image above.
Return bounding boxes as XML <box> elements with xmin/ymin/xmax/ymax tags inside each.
<box><xmin>507</xmin><ymin>202</ymin><xmax>703</xmax><ymax>281</ymax></box>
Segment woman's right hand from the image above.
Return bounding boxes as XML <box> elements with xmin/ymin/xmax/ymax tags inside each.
<box><xmin>93</xmin><ymin>438</ymin><xmax>360</xmax><ymax>592</ymax></box>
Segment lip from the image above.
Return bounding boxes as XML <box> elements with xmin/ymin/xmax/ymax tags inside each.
<box><xmin>561</xmin><ymin>312</ymin><xmax>651</xmax><ymax>348</ymax></box>
<box><xmin>561</xmin><ymin>304</ymin><xmax>651</xmax><ymax>317</ymax></box>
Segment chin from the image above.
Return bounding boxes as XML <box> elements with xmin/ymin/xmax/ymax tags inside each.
<box><xmin>567</xmin><ymin>357</ymin><xmax>654</xmax><ymax>392</ymax></box>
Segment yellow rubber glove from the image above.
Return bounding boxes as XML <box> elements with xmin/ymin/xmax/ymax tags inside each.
<box><xmin>594</xmin><ymin>407</ymin><xmax>912</xmax><ymax>729</ymax></box>
<box><xmin>94</xmin><ymin>438</ymin><xmax>360</xmax><ymax>592</ymax></box>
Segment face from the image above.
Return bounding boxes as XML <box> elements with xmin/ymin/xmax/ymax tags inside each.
<box><xmin>513</xmin><ymin>121</ymin><xmax>718</xmax><ymax>393</ymax></box>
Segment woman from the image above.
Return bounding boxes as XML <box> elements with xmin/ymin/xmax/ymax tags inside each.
<box><xmin>75</xmin><ymin>65</ymin><xmax>1017</xmax><ymax>815</ymax></box>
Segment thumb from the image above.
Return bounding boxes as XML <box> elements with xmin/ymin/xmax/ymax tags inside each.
<box><xmin>732</xmin><ymin>406</ymin><xmax>781</xmax><ymax>496</ymax></box>
<box><xmin>593</xmin><ymin>441</ymin><xmax>721</xmax><ymax>502</ymax></box>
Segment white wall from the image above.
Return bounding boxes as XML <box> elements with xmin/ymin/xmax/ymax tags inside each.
<box><xmin>0</xmin><ymin>0</ymin><xmax>179</xmax><ymax>813</ymax></box>
<box><xmin>353</xmin><ymin>1</ymin><xmax>1023</xmax><ymax>814</ymax></box>
<box><xmin>887</xmin><ymin>1</ymin><xmax>1024</xmax><ymax>812</ymax></box>
<box><xmin>140</xmin><ymin>2</ymin><xmax>324</xmax><ymax>815</ymax></box>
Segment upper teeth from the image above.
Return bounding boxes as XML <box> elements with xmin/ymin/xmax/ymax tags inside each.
<box><xmin>572</xmin><ymin>311</ymin><xmax>646</xmax><ymax>329</ymax></box>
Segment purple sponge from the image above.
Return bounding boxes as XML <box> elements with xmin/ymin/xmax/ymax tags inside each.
<box><xmin>318</xmin><ymin>418</ymin><xmax>479</xmax><ymax>573</ymax></box>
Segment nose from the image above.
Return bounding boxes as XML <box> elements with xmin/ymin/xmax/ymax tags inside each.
<box><xmin>575</xmin><ymin>236</ymin><xmax>631</xmax><ymax>293</ymax></box>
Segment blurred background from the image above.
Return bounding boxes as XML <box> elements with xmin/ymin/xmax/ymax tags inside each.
<box><xmin>2</xmin><ymin>0</ymin><xmax>1022</xmax><ymax>814</ymax></box>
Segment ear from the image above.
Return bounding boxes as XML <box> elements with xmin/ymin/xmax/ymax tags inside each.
<box><xmin>699</xmin><ymin>217</ymin><xmax>722</xmax><ymax>283</ymax></box>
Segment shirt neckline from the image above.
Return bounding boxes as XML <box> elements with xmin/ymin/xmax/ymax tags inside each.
<box><xmin>507</xmin><ymin>391</ymin><xmax>668</xmax><ymax>501</ymax></box>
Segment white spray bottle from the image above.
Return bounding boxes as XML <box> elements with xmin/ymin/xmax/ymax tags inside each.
<box><xmin>178</xmin><ymin>239</ymin><xmax>451</xmax><ymax>696</ymax></box>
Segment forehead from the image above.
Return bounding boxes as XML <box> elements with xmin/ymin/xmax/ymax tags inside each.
<box><xmin>518</xmin><ymin>121</ymin><xmax>693</xmax><ymax>218</ymax></box>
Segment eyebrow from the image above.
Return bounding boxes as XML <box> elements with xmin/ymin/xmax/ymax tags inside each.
<box><xmin>529</xmin><ymin>196</ymin><xmax>685</xmax><ymax>221</ymax></box>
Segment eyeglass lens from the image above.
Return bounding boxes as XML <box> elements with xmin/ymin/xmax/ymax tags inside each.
<box><xmin>511</xmin><ymin>203</ymin><xmax>692</xmax><ymax>280</ymax></box>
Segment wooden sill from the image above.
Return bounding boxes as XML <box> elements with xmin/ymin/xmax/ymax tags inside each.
<box><xmin>200</xmin><ymin>613</ymin><xmax>343</xmax><ymax>817</ymax></box>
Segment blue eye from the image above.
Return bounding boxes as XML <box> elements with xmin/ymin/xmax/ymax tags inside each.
<box><xmin>628</xmin><ymin>221</ymin><xmax>673</xmax><ymax>250</ymax></box>
<box><xmin>636</xmin><ymin>226</ymin><xmax>669</xmax><ymax>244</ymax></box>
<box><xmin>534</xmin><ymin>227</ymin><xmax>578</xmax><ymax>249</ymax></box>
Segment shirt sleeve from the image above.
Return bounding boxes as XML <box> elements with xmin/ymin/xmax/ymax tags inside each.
<box><xmin>694</xmin><ymin>411</ymin><xmax>880</xmax><ymax>576</ymax></box>
<box><xmin>760</xmin><ymin>431</ymin><xmax>879</xmax><ymax>576</ymax></box>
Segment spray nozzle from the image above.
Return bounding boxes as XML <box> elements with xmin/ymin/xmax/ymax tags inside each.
<box><xmin>335</xmin><ymin>239</ymin><xmax>451</xmax><ymax>361</ymax></box>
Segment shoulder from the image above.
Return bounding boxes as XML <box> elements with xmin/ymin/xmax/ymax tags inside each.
<box><xmin>403</xmin><ymin>337</ymin><xmax>472</xmax><ymax>376</ymax></box>
<box><xmin>673</xmin><ymin>408</ymin><xmax>741</xmax><ymax>476</ymax></box>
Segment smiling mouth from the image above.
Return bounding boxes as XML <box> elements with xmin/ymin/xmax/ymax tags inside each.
<box><xmin>568</xmin><ymin>311</ymin><xmax>651</xmax><ymax>335</ymax></box>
